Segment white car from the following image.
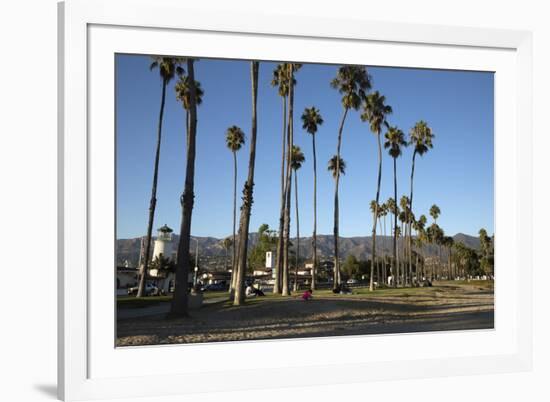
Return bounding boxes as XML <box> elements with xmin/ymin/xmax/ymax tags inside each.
<box><xmin>346</xmin><ymin>278</ymin><xmax>358</xmax><ymax>284</ymax></box>
<box><xmin>127</xmin><ymin>283</ymin><xmax>158</xmax><ymax>296</ymax></box>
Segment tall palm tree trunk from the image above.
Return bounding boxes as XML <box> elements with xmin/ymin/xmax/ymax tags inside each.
<box><xmin>293</xmin><ymin>170</ymin><xmax>300</xmax><ymax>291</ymax></box>
<box><xmin>370</xmin><ymin>132</ymin><xmax>382</xmax><ymax>292</ymax></box>
<box><xmin>311</xmin><ymin>133</ymin><xmax>318</xmax><ymax>291</ymax></box>
<box><xmin>137</xmin><ymin>77</ymin><xmax>167</xmax><ymax>298</ymax></box>
<box><xmin>282</xmin><ymin>167</ymin><xmax>293</xmax><ymax>295</ymax></box>
<box><xmin>415</xmin><ymin>247</ymin><xmax>419</xmax><ymax>284</ymax></box>
<box><xmin>229</xmin><ymin>151</ymin><xmax>238</xmax><ymax>291</ymax></box>
<box><xmin>234</xmin><ymin>61</ymin><xmax>260</xmax><ymax>305</ymax></box>
<box><xmin>171</xmin><ymin>60</ymin><xmax>198</xmax><ymax>316</ymax></box>
<box><xmin>405</xmin><ymin>222</ymin><xmax>410</xmax><ymax>286</ymax></box>
<box><xmin>392</xmin><ymin>200</ymin><xmax>397</xmax><ymax>288</ymax></box>
<box><xmin>424</xmin><ymin>246</ymin><xmax>428</xmax><ymax>280</ymax></box>
<box><xmin>382</xmin><ymin>214</ymin><xmax>388</xmax><ymax>285</ymax></box>
<box><xmin>274</xmin><ymin>96</ymin><xmax>287</xmax><ymax>294</ymax></box>
<box><xmin>398</xmin><ymin>226</ymin><xmax>402</xmax><ymax>285</ymax></box>
<box><xmin>438</xmin><ymin>244</ymin><xmax>442</xmax><ymax>280</ymax></box>
<box><xmin>377</xmin><ymin>217</ymin><xmax>383</xmax><ymax>283</ymax></box>
<box><xmin>403</xmin><ymin>224</ymin><xmax>408</xmax><ymax>286</ymax></box>
<box><xmin>448</xmin><ymin>246</ymin><xmax>452</xmax><ymax>280</ymax></box>
<box><xmin>408</xmin><ymin>151</ymin><xmax>417</xmax><ymax>288</ymax></box>
<box><xmin>333</xmin><ymin>108</ymin><xmax>349</xmax><ymax>289</ymax></box>
<box><xmin>225</xmin><ymin>245</ymin><xmax>229</xmax><ymax>272</ymax></box>
<box><xmin>282</xmin><ymin>65</ymin><xmax>294</xmax><ymax>296</ymax></box>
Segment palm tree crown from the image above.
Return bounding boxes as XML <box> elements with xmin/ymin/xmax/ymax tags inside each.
<box><xmin>175</xmin><ymin>76</ymin><xmax>204</xmax><ymax>110</ymax></box>
<box><xmin>418</xmin><ymin>214</ymin><xmax>428</xmax><ymax>227</ymax></box>
<box><xmin>369</xmin><ymin>200</ymin><xmax>380</xmax><ymax>216</ymax></box>
<box><xmin>301</xmin><ymin>107</ymin><xmax>324</xmax><ymax>134</ymax></box>
<box><xmin>384</xmin><ymin>126</ymin><xmax>407</xmax><ymax>158</ymax></box>
<box><xmin>328</xmin><ymin>155</ymin><xmax>346</xmax><ymax>178</ymax></box>
<box><xmin>149</xmin><ymin>56</ymin><xmax>185</xmax><ymax>82</ymax></box>
<box><xmin>430</xmin><ymin>204</ymin><xmax>441</xmax><ymax>222</ymax></box>
<box><xmin>225</xmin><ymin>126</ymin><xmax>246</xmax><ymax>152</ymax></box>
<box><xmin>290</xmin><ymin>145</ymin><xmax>305</xmax><ymax>171</ymax></box>
<box><xmin>409</xmin><ymin>120</ymin><xmax>434</xmax><ymax>156</ymax></box>
<box><xmin>400</xmin><ymin>195</ymin><xmax>411</xmax><ymax>213</ymax></box>
<box><xmin>331</xmin><ymin>65</ymin><xmax>372</xmax><ymax>110</ymax></box>
<box><xmin>271</xmin><ymin>63</ymin><xmax>302</xmax><ymax>97</ymax></box>
<box><xmin>222</xmin><ymin>237</ymin><xmax>233</xmax><ymax>250</ymax></box>
<box><xmin>386</xmin><ymin>197</ymin><xmax>397</xmax><ymax>215</ymax></box>
<box><xmin>361</xmin><ymin>91</ymin><xmax>393</xmax><ymax>134</ymax></box>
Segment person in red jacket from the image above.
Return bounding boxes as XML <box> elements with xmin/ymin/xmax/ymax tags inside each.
<box><xmin>301</xmin><ymin>288</ymin><xmax>313</xmax><ymax>301</ymax></box>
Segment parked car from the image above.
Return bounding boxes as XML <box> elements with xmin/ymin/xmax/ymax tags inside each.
<box><xmin>127</xmin><ymin>283</ymin><xmax>158</xmax><ymax>296</ymax></box>
<box><xmin>346</xmin><ymin>278</ymin><xmax>358</xmax><ymax>284</ymax></box>
<box><xmin>201</xmin><ymin>283</ymin><xmax>228</xmax><ymax>292</ymax></box>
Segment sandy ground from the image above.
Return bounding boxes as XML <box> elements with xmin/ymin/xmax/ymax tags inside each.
<box><xmin>116</xmin><ymin>283</ymin><xmax>494</xmax><ymax>346</ymax></box>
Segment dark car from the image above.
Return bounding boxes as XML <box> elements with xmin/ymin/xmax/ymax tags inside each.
<box><xmin>201</xmin><ymin>283</ymin><xmax>228</xmax><ymax>292</ymax></box>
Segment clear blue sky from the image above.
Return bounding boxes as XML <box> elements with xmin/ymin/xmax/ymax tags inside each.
<box><xmin>116</xmin><ymin>55</ymin><xmax>494</xmax><ymax>240</ymax></box>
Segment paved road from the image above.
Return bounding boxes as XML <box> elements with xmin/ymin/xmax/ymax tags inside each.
<box><xmin>117</xmin><ymin>296</ymin><xmax>227</xmax><ymax>320</ymax></box>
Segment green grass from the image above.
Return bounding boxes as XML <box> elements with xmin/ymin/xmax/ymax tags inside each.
<box><xmin>310</xmin><ymin>286</ymin><xmax>434</xmax><ymax>298</ymax></box>
<box><xmin>437</xmin><ymin>279</ymin><xmax>494</xmax><ymax>289</ymax></box>
<box><xmin>118</xmin><ymin>281</ymin><xmax>493</xmax><ymax>309</ymax></box>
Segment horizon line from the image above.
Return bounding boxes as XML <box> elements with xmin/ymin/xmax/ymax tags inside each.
<box><xmin>116</xmin><ymin>231</ymin><xmax>489</xmax><ymax>241</ymax></box>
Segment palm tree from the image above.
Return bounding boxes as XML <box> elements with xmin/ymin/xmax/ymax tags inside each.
<box><xmin>222</xmin><ymin>237</ymin><xmax>233</xmax><ymax>271</ymax></box>
<box><xmin>233</xmin><ymin>61</ymin><xmax>260</xmax><ymax>306</ymax></box>
<box><xmin>330</xmin><ymin>65</ymin><xmax>371</xmax><ymax>289</ymax></box>
<box><xmin>301</xmin><ymin>106</ymin><xmax>323</xmax><ymax>290</ymax></box>
<box><xmin>399</xmin><ymin>195</ymin><xmax>411</xmax><ymax>284</ymax></box>
<box><xmin>291</xmin><ymin>145</ymin><xmax>305</xmax><ymax>291</ymax></box>
<box><xmin>282</xmin><ymin>63</ymin><xmax>302</xmax><ymax>296</ymax></box>
<box><xmin>362</xmin><ymin>91</ymin><xmax>392</xmax><ymax>291</ymax></box>
<box><xmin>414</xmin><ymin>214</ymin><xmax>427</xmax><ymax>281</ymax></box>
<box><xmin>407</xmin><ymin>121</ymin><xmax>434</xmax><ymax>284</ymax></box>
<box><xmin>386</xmin><ymin>197</ymin><xmax>397</xmax><ymax>286</ymax></box>
<box><xmin>328</xmin><ymin>155</ymin><xmax>346</xmax><ymax>285</ymax></box>
<box><xmin>405</xmin><ymin>209</ymin><xmax>415</xmax><ymax>285</ymax></box>
<box><xmin>384</xmin><ymin>126</ymin><xmax>406</xmax><ymax>288</ymax></box>
<box><xmin>398</xmin><ymin>209</ymin><xmax>407</xmax><ymax>285</ymax></box>
<box><xmin>328</xmin><ymin>156</ymin><xmax>346</xmax><ymax>176</ymax></box>
<box><xmin>136</xmin><ymin>57</ymin><xmax>184</xmax><ymax>298</ymax></box>
<box><xmin>271</xmin><ymin>64</ymin><xmax>295</xmax><ymax>294</ymax></box>
<box><xmin>427</xmin><ymin>222</ymin><xmax>444</xmax><ymax>280</ymax></box>
<box><xmin>170</xmin><ymin>58</ymin><xmax>199</xmax><ymax>316</ymax></box>
<box><xmin>382</xmin><ymin>202</ymin><xmax>391</xmax><ymax>284</ymax></box>
<box><xmin>435</xmin><ymin>225</ymin><xmax>445</xmax><ymax>279</ymax></box>
<box><xmin>443</xmin><ymin>236</ymin><xmax>454</xmax><ymax>279</ymax></box>
<box><xmin>428</xmin><ymin>205</ymin><xmax>441</xmax><ymax>278</ymax></box>
<box><xmin>225</xmin><ymin>126</ymin><xmax>246</xmax><ymax>291</ymax></box>
<box><xmin>394</xmin><ymin>224</ymin><xmax>402</xmax><ymax>285</ymax></box>
<box><xmin>369</xmin><ymin>200</ymin><xmax>380</xmax><ymax>282</ymax></box>
<box><xmin>174</xmin><ymin>76</ymin><xmax>204</xmax><ymax>138</ymax></box>
<box><xmin>429</xmin><ymin>204</ymin><xmax>441</xmax><ymax>224</ymax></box>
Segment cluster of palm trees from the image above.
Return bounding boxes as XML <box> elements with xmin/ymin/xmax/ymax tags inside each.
<box><xmin>135</xmin><ymin>56</ymin><xmax>483</xmax><ymax>316</ymax></box>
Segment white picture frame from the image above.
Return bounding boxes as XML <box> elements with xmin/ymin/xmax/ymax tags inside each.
<box><xmin>58</xmin><ymin>0</ymin><xmax>533</xmax><ymax>400</ymax></box>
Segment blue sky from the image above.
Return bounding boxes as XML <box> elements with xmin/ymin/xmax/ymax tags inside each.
<box><xmin>116</xmin><ymin>55</ymin><xmax>494</xmax><ymax>240</ymax></box>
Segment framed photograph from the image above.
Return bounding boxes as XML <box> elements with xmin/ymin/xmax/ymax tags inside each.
<box><xmin>58</xmin><ymin>0</ymin><xmax>533</xmax><ymax>400</ymax></box>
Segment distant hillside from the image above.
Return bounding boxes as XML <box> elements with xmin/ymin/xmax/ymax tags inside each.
<box><xmin>116</xmin><ymin>232</ymin><xmax>480</xmax><ymax>268</ymax></box>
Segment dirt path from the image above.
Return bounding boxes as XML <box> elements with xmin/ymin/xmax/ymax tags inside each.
<box><xmin>117</xmin><ymin>295</ymin><xmax>228</xmax><ymax>320</ymax></box>
<box><xmin>117</xmin><ymin>283</ymin><xmax>494</xmax><ymax>346</ymax></box>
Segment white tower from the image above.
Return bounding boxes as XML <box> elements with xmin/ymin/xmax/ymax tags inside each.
<box><xmin>265</xmin><ymin>251</ymin><xmax>274</xmax><ymax>268</ymax></box>
<box><xmin>152</xmin><ymin>224</ymin><xmax>173</xmax><ymax>260</ymax></box>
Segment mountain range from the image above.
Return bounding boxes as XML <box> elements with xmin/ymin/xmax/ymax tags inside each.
<box><xmin>117</xmin><ymin>232</ymin><xmax>480</xmax><ymax>268</ymax></box>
